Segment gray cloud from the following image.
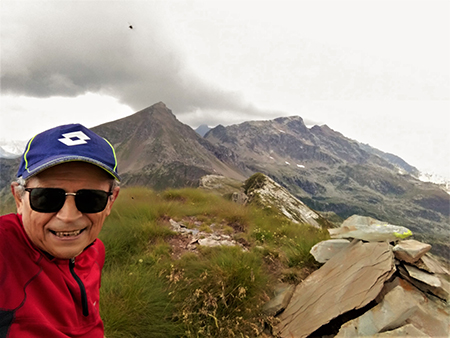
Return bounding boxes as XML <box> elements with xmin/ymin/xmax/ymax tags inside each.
<box><xmin>1</xmin><ymin>1</ymin><xmax>285</xmax><ymax>124</ymax></box>
<box><xmin>1</xmin><ymin>0</ymin><xmax>448</xmax><ymax>130</ymax></box>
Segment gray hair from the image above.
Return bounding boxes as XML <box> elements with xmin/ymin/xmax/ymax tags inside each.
<box><xmin>14</xmin><ymin>177</ymin><xmax>26</xmax><ymax>196</ymax></box>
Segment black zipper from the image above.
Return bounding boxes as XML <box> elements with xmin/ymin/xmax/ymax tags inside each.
<box><xmin>69</xmin><ymin>258</ymin><xmax>89</xmax><ymax>316</ymax></box>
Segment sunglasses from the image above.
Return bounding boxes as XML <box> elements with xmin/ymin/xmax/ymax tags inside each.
<box><xmin>24</xmin><ymin>188</ymin><xmax>113</xmax><ymax>213</ymax></box>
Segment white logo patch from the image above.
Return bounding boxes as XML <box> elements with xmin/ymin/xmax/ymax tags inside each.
<box><xmin>58</xmin><ymin>131</ymin><xmax>91</xmax><ymax>146</ymax></box>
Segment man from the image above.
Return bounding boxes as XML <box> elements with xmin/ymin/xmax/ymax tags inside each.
<box><xmin>0</xmin><ymin>124</ymin><xmax>120</xmax><ymax>338</ymax></box>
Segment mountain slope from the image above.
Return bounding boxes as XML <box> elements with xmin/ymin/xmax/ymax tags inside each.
<box><xmin>91</xmin><ymin>102</ymin><xmax>245</xmax><ymax>189</ymax></box>
<box><xmin>204</xmin><ymin>117</ymin><xmax>449</xmax><ymax>258</ymax></box>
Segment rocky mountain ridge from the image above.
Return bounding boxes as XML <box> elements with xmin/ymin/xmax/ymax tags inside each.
<box><xmin>0</xmin><ymin>102</ymin><xmax>448</xmax><ymax>258</ymax></box>
<box><xmin>203</xmin><ymin>114</ymin><xmax>449</xmax><ymax>258</ymax></box>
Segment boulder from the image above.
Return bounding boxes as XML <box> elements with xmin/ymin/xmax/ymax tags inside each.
<box><xmin>392</xmin><ymin>239</ymin><xmax>431</xmax><ymax>263</ymax></box>
<box><xmin>328</xmin><ymin>215</ymin><xmax>412</xmax><ymax>242</ymax></box>
<box><xmin>276</xmin><ymin>241</ymin><xmax>394</xmax><ymax>338</ymax></box>
<box><xmin>335</xmin><ymin>285</ymin><xmax>418</xmax><ymax>336</ymax></box>
<box><xmin>310</xmin><ymin>239</ymin><xmax>352</xmax><ymax>263</ymax></box>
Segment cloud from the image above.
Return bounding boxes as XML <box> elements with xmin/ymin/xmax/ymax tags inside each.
<box><xmin>3</xmin><ymin>1</ymin><xmax>447</xmax><ymax>126</ymax></box>
<box><xmin>1</xmin><ymin>1</ymin><xmax>285</xmax><ymax>122</ymax></box>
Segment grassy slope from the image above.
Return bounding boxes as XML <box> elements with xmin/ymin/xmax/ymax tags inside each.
<box><xmin>99</xmin><ymin>187</ymin><xmax>329</xmax><ymax>337</ymax></box>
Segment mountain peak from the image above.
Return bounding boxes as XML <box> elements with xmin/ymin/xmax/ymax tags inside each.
<box><xmin>195</xmin><ymin>124</ymin><xmax>212</xmax><ymax>137</ymax></box>
<box><xmin>274</xmin><ymin>115</ymin><xmax>308</xmax><ymax>134</ymax></box>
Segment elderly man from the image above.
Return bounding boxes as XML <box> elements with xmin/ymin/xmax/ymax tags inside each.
<box><xmin>0</xmin><ymin>124</ymin><xmax>120</xmax><ymax>338</ymax></box>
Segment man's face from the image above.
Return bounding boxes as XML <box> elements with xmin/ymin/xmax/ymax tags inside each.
<box><xmin>12</xmin><ymin>162</ymin><xmax>120</xmax><ymax>259</ymax></box>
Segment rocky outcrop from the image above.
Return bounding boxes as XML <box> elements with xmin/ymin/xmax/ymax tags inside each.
<box><xmin>273</xmin><ymin>215</ymin><xmax>450</xmax><ymax>338</ymax></box>
<box><xmin>244</xmin><ymin>173</ymin><xmax>330</xmax><ymax>228</ymax></box>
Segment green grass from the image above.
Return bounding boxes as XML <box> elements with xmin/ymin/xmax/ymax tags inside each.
<box><xmin>98</xmin><ymin>187</ymin><xmax>329</xmax><ymax>337</ymax></box>
<box><xmin>168</xmin><ymin>246</ymin><xmax>271</xmax><ymax>337</ymax></box>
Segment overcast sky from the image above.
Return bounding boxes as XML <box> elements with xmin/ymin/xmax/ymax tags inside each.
<box><xmin>1</xmin><ymin>0</ymin><xmax>449</xmax><ymax>179</ymax></box>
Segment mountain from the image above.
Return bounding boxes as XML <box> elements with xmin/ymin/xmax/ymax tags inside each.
<box><xmin>204</xmin><ymin>116</ymin><xmax>449</xmax><ymax>258</ymax></box>
<box><xmin>0</xmin><ymin>102</ymin><xmax>448</xmax><ymax>258</ymax></box>
<box><xmin>91</xmin><ymin>102</ymin><xmax>245</xmax><ymax>189</ymax></box>
<box><xmin>194</xmin><ymin>124</ymin><xmax>212</xmax><ymax>137</ymax></box>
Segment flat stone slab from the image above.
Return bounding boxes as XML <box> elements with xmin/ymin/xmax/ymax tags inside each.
<box><xmin>310</xmin><ymin>239</ymin><xmax>351</xmax><ymax>263</ymax></box>
<box><xmin>277</xmin><ymin>241</ymin><xmax>394</xmax><ymax>338</ymax></box>
<box><xmin>328</xmin><ymin>215</ymin><xmax>412</xmax><ymax>242</ymax></box>
<box><xmin>411</xmin><ymin>253</ymin><xmax>450</xmax><ymax>275</ymax></box>
<box><xmin>393</xmin><ymin>239</ymin><xmax>431</xmax><ymax>263</ymax></box>
<box><xmin>399</xmin><ymin>264</ymin><xmax>450</xmax><ymax>302</ymax></box>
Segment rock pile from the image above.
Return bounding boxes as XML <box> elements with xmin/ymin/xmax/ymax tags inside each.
<box><xmin>273</xmin><ymin>215</ymin><xmax>449</xmax><ymax>337</ymax></box>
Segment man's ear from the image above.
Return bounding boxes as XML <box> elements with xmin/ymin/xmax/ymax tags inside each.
<box><xmin>105</xmin><ymin>186</ymin><xmax>120</xmax><ymax>216</ymax></box>
<box><xmin>11</xmin><ymin>182</ymin><xmax>24</xmax><ymax>215</ymax></box>
<box><xmin>111</xmin><ymin>186</ymin><xmax>120</xmax><ymax>203</ymax></box>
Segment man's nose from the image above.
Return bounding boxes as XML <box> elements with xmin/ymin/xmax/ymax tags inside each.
<box><xmin>56</xmin><ymin>195</ymin><xmax>83</xmax><ymax>221</ymax></box>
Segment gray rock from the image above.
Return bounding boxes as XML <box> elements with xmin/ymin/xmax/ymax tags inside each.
<box><xmin>169</xmin><ymin>219</ymin><xmax>199</xmax><ymax>235</ymax></box>
<box><xmin>335</xmin><ymin>285</ymin><xmax>418</xmax><ymax>337</ymax></box>
<box><xmin>277</xmin><ymin>241</ymin><xmax>394</xmax><ymax>338</ymax></box>
<box><xmin>310</xmin><ymin>239</ymin><xmax>352</xmax><ymax>263</ymax></box>
<box><xmin>393</xmin><ymin>239</ymin><xmax>431</xmax><ymax>263</ymax></box>
<box><xmin>263</xmin><ymin>284</ymin><xmax>295</xmax><ymax>317</ymax></box>
<box><xmin>231</xmin><ymin>191</ymin><xmax>248</xmax><ymax>205</ymax></box>
<box><xmin>197</xmin><ymin>237</ymin><xmax>237</xmax><ymax>247</ymax></box>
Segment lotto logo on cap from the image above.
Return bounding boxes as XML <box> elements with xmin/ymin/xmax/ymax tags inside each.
<box><xmin>17</xmin><ymin>124</ymin><xmax>120</xmax><ymax>181</ymax></box>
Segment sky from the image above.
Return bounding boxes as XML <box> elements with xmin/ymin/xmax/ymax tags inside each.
<box><xmin>1</xmin><ymin>0</ymin><xmax>449</xmax><ymax>179</ymax></box>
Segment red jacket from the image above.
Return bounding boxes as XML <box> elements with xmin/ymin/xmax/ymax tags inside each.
<box><xmin>0</xmin><ymin>213</ymin><xmax>105</xmax><ymax>337</ymax></box>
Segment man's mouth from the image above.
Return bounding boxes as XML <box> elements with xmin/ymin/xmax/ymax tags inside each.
<box><xmin>49</xmin><ymin>228</ymin><xmax>87</xmax><ymax>238</ymax></box>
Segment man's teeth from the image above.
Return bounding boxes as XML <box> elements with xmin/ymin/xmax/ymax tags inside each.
<box><xmin>53</xmin><ymin>229</ymin><xmax>83</xmax><ymax>237</ymax></box>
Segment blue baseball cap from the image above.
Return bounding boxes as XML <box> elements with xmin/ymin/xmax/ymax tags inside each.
<box><xmin>17</xmin><ymin>124</ymin><xmax>120</xmax><ymax>181</ymax></box>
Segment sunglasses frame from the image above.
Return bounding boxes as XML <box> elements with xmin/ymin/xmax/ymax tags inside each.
<box><xmin>23</xmin><ymin>187</ymin><xmax>113</xmax><ymax>214</ymax></box>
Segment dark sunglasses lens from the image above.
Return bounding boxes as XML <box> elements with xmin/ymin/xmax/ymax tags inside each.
<box><xmin>75</xmin><ymin>190</ymin><xmax>110</xmax><ymax>213</ymax></box>
<box><xmin>29</xmin><ymin>188</ymin><xmax>66</xmax><ymax>213</ymax></box>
